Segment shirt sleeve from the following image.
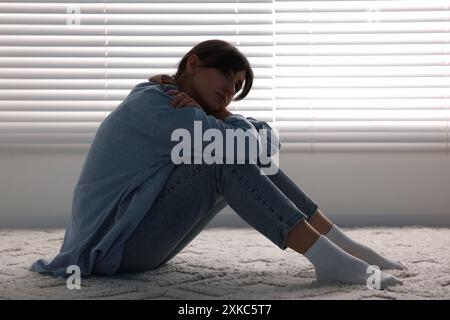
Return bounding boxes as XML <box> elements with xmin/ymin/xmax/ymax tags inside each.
<box><xmin>155</xmin><ymin>105</ymin><xmax>265</xmax><ymax>164</ymax></box>
<box><xmin>245</xmin><ymin>117</ymin><xmax>281</xmax><ymax>157</ymax></box>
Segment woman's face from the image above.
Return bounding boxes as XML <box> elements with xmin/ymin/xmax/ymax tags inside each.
<box><xmin>183</xmin><ymin>55</ymin><xmax>246</xmax><ymax>113</ymax></box>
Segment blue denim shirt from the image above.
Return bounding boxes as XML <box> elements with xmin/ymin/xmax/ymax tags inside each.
<box><xmin>29</xmin><ymin>81</ymin><xmax>280</xmax><ymax>277</ymax></box>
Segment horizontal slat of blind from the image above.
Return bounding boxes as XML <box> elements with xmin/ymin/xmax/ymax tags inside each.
<box><xmin>0</xmin><ymin>133</ymin><xmax>96</xmax><ymax>144</ymax></box>
<box><xmin>0</xmin><ymin>25</ymin><xmax>274</xmax><ymax>36</ymax></box>
<box><xmin>0</xmin><ymin>78</ymin><xmax>272</xmax><ymax>89</ymax></box>
<box><xmin>0</xmin><ymin>0</ymin><xmax>271</xmax><ymax>2</ymax></box>
<box><xmin>0</xmin><ymin>15</ymin><xmax>274</xmax><ymax>25</ymax></box>
<box><xmin>0</xmin><ymin>108</ymin><xmax>272</xmax><ymax>121</ymax></box>
<box><xmin>0</xmin><ymin>46</ymin><xmax>274</xmax><ymax>57</ymax></box>
<box><xmin>275</xmin><ymin>44</ymin><xmax>450</xmax><ymax>55</ymax></box>
<box><xmin>2</xmin><ymin>34</ymin><xmax>450</xmax><ymax>47</ymax></box>
<box><xmin>0</xmin><ymin>89</ymin><xmax>272</xmax><ymax>100</ymax></box>
<box><xmin>0</xmin><ymin>99</ymin><xmax>274</xmax><ymax>112</ymax></box>
<box><xmin>0</xmin><ymin>122</ymin><xmax>100</xmax><ymax>133</ymax></box>
<box><xmin>274</xmin><ymin>0</ymin><xmax>449</xmax><ymax>152</ymax></box>
<box><xmin>0</xmin><ymin>68</ymin><xmax>273</xmax><ymax>79</ymax></box>
<box><xmin>0</xmin><ymin>35</ymin><xmax>276</xmax><ymax>45</ymax></box>
<box><xmin>275</xmin><ymin>99</ymin><xmax>450</xmax><ymax>110</ymax></box>
<box><xmin>0</xmin><ymin>57</ymin><xmax>273</xmax><ymax>68</ymax></box>
<box><xmin>275</xmin><ymin>110</ymin><xmax>448</xmax><ymax>121</ymax></box>
<box><xmin>281</xmin><ymin>143</ymin><xmax>447</xmax><ymax>152</ymax></box>
<box><xmin>0</xmin><ymin>3</ymin><xmax>272</xmax><ymax>13</ymax></box>
<box><xmin>276</xmin><ymin>22</ymin><xmax>450</xmax><ymax>34</ymax></box>
<box><xmin>274</xmin><ymin>12</ymin><xmax>450</xmax><ymax>23</ymax></box>
<box><xmin>0</xmin><ymin>1</ymin><xmax>274</xmax><ymax>147</ymax></box>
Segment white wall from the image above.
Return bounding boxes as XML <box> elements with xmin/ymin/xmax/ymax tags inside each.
<box><xmin>1</xmin><ymin>148</ymin><xmax>449</xmax><ymax>228</ymax></box>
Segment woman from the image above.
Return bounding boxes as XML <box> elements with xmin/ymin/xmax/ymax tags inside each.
<box><xmin>31</xmin><ymin>39</ymin><xmax>405</xmax><ymax>289</ymax></box>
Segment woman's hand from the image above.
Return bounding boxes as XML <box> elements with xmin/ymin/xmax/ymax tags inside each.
<box><xmin>149</xmin><ymin>74</ymin><xmax>203</xmax><ymax>110</ymax></box>
<box><xmin>165</xmin><ymin>89</ymin><xmax>204</xmax><ymax>111</ymax></box>
<box><xmin>149</xmin><ymin>73</ymin><xmax>233</xmax><ymax>119</ymax></box>
<box><xmin>148</xmin><ymin>74</ymin><xmax>177</xmax><ymax>85</ymax></box>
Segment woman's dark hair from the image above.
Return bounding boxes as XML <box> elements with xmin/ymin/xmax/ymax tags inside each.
<box><xmin>173</xmin><ymin>39</ymin><xmax>253</xmax><ymax>101</ymax></box>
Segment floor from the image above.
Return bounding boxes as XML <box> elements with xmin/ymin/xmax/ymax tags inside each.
<box><xmin>0</xmin><ymin>227</ymin><xmax>449</xmax><ymax>300</ymax></box>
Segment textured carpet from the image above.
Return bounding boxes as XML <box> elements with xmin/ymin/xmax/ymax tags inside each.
<box><xmin>0</xmin><ymin>227</ymin><xmax>449</xmax><ymax>300</ymax></box>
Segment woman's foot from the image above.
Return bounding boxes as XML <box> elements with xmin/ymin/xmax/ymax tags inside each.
<box><xmin>308</xmin><ymin>210</ymin><xmax>407</xmax><ymax>271</ymax></box>
<box><xmin>304</xmin><ymin>236</ymin><xmax>403</xmax><ymax>289</ymax></box>
<box><xmin>325</xmin><ymin>225</ymin><xmax>407</xmax><ymax>271</ymax></box>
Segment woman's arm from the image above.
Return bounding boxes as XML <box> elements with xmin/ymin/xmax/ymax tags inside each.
<box><xmin>148</xmin><ymin>74</ymin><xmax>280</xmax><ymax>156</ymax></box>
<box><xmin>148</xmin><ymin>73</ymin><xmax>235</xmax><ymax>121</ymax></box>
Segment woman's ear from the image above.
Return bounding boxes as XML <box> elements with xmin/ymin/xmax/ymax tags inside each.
<box><xmin>185</xmin><ymin>54</ymin><xmax>201</xmax><ymax>75</ymax></box>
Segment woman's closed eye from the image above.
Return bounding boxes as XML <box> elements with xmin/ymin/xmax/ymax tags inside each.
<box><xmin>221</xmin><ymin>70</ymin><xmax>242</xmax><ymax>93</ymax></box>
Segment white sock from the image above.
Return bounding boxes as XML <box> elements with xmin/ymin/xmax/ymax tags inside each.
<box><xmin>325</xmin><ymin>225</ymin><xmax>407</xmax><ymax>270</ymax></box>
<box><xmin>304</xmin><ymin>235</ymin><xmax>403</xmax><ymax>289</ymax></box>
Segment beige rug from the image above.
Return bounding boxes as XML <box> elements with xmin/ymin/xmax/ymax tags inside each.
<box><xmin>1</xmin><ymin>227</ymin><xmax>449</xmax><ymax>300</ymax></box>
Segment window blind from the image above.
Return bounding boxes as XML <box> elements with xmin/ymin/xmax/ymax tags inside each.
<box><xmin>0</xmin><ymin>0</ymin><xmax>449</xmax><ymax>152</ymax></box>
<box><xmin>274</xmin><ymin>0</ymin><xmax>450</xmax><ymax>152</ymax></box>
<box><xmin>0</xmin><ymin>0</ymin><xmax>275</xmax><ymax>149</ymax></box>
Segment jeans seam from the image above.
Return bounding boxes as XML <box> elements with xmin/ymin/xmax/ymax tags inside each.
<box><xmin>228</xmin><ymin>167</ymin><xmax>283</xmax><ymax>223</ymax></box>
<box><xmin>227</xmin><ymin>166</ymin><xmax>307</xmax><ymax>250</ymax></box>
<box><xmin>156</xmin><ymin>165</ymin><xmax>214</xmax><ymax>205</ymax></box>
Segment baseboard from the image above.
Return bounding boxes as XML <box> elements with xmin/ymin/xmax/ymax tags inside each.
<box><xmin>205</xmin><ymin>211</ymin><xmax>450</xmax><ymax>229</ymax></box>
<box><xmin>1</xmin><ymin>211</ymin><xmax>449</xmax><ymax>229</ymax></box>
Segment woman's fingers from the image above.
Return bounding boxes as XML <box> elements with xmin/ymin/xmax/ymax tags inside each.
<box><xmin>165</xmin><ymin>89</ymin><xmax>203</xmax><ymax>110</ymax></box>
<box><xmin>167</xmin><ymin>91</ymin><xmax>184</xmax><ymax>106</ymax></box>
<box><xmin>166</xmin><ymin>90</ymin><xmax>185</xmax><ymax>105</ymax></box>
<box><xmin>149</xmin><ymin>74</ymin><xmax>176</xmax><ymax>85</ymax></box>
<box><xmin>176</xmin><ymin>96</ymin><xmax>192</xmax><ymax>108</ymax></box>
<box><xmin>172</xmin><ymin>96</ymin><xmax>191</xmax><ymax>108</ymax></box>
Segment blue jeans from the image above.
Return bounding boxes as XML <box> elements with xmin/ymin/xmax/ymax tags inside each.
<box><xmin>118</xmin><ymin>162</ymin><xmax>319</xmax><ymax>273</ymax></box>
